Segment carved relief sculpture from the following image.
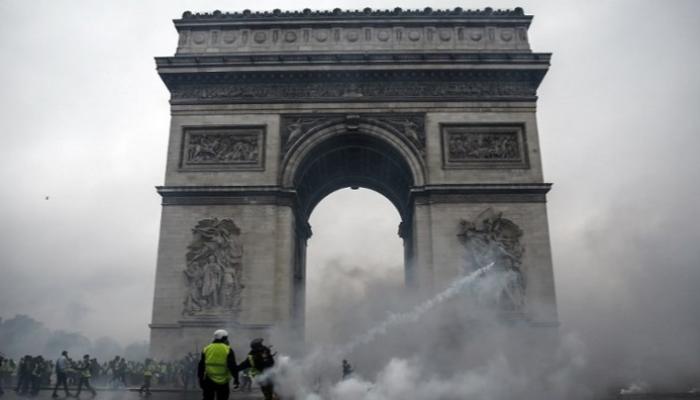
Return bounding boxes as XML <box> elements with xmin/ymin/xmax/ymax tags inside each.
<box><xmin>181</xmin><ymin>126</ymin><xmax>265</xmax><ymax>170</ymax></box>
<box><xmin>183</xmin><ymin>218</ymin><xmax>245</xmax><ymax>316</ymax></box>
<box><xmin>441</xmin><ymin>124</ymin><xmax>528</xmax><ymax>169</ymax></box>
<box><xmin>280</xmin><ymin>113</ymin><xmax>425</xmax><ymax>156</ymax></box>
<box><xmin>457</xmin><ymin>208</ymin><xmax>525</xmax><ymax>311</ymax></box>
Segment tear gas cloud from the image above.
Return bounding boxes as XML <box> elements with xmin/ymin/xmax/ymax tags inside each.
<box><xmin>1</xmin><ymin>0</ymin><xmax>700</xmax><ymax>398</ymax></box>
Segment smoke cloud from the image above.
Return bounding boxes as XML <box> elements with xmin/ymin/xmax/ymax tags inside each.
<box><xmin>1</xmin><ymin>0</ymin><xmax>699</xmax><ymax>397</ymax></box>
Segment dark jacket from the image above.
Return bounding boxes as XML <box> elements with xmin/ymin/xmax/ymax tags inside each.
<box><xmin>237</xmin><ymin>345</ymin><xmax>274</xmax><ymax>373</ymax></box>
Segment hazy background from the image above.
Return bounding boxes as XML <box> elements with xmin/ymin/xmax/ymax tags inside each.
<box><xmin>1</xmin><ymin>0</ymin><xmax>699</xmax><ymax>389</ymax></box>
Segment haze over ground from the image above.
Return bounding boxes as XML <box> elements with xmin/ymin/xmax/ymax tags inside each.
<box><xmin>1</xmin><ymin>0</ymin><xmax>699</xmax><ymax>392</ymax></box>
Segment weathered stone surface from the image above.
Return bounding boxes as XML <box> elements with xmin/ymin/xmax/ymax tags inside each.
<box><xmin>149</xmin><ymin>7</ymin><xmax>558</xmax><ymax>359</ymax></box>
<box><xmin>173</xmin><ymin>7</ymin><xmax>533</xmax><ymax>55</ymax></box>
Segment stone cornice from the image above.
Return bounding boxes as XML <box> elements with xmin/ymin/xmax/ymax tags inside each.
<box><xmin>159</xmin><ymin>69</ymin><xmax>546</xmax><ymax>105</ymax></box>
<box><xmin>156</xmin><ymin>52</ymin><xmax>551</xmax><ymax>69</ymax></box>
<box><xmin>157</xmin><ymin>184</ymin><xmax>552</xmax><ymax>206</ymax></box>
<box><xmin>157</xmin><ymin>185</ymin><xmax>296</xmax><ymax>206</ymax></box>
<box><xmin>177</xmin><ymin>7</ymin><xmax>530</xmax><ymax>23</ymax></box>
<box><xmin>412</xmin><ymin>183</ymin><xmax>552</xmax><ymax>204</ymax></box>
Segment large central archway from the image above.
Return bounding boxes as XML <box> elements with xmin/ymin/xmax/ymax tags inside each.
<box><xmin>280</xmin><ymin>119</ymin><xmax>427</xmax><ymax>333</ymax></box>
<box><xmin>294</xmin><ymin>133</ymin><xmax>415</xmax><ymax>221</ymax></box>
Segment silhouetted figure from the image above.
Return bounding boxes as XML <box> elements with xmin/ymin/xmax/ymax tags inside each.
<box><xmin>52</xmin><ymin>351</ymin><xmax>72</xmax><ymax>398</ymax></box>
<box><xmin>342</xmin><ymin>359</ymin><xmax>353</xmax><ymax>380</ymax></box>
<box><xmin>0</xmin><ymin>353</ymin><xmax>4</xmax><ymax>397</ymax></box>
<box><xmin>139</xmin><ymin>359</ymin><xmax>155</xmax><ymax>396</ymax></box>
<box><xmin>31</xmin><ymin>356</ymin><xmax>46</xmax><ymax>395</ymax></box>
<box><xmin>74</xmin><ymin>355</ymin><xmax>96</xmax><ymax>398</ymax></box>
<box><xmin>14</xmin><ymin>355</ymin><xmax>32</xmax><ymax>395</ymax></box>
<box><xmin>238</xmin><ymin>338</ymin><xmax>276</xmax><ymax>400</ymax></box>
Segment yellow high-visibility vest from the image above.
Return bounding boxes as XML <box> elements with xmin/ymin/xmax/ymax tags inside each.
<box><xmin>203</xmin><ymin>343</ymin><xmax>231</xmax><ymax>384</ymax></box>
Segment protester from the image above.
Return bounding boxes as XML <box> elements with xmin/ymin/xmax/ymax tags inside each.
<box><xmin>238</xmin><ymin>338</ymin><xmax>276</xmax><ymax>400</ymax></box>
<box><xmin>0</xmin><ymin>352</ymin><xmax>5</xmax><ymax>397</ymax></box>
<box><xmin>52</xmin><ymin>351</ymin><xmax>72</xmax><ymax>398</ymax></box>
<box><xmin>74</xmin><ymin>354</ymin><xmax>97</xmax><ymax>398</ymax></box>
<box><xmin>30</xmin><ymin>356</ymin><xmax>46</xmax><ymax>396</ymax></box>
<box><xmin>138</xmin><ymin>358</ymin><xmax>155</xmax><ymax>396</ymax></box>
<box><xmin>198</xmin><ymin>329</ymin><xmax>239</xmax><ymax>400</ymax></box>
<box><xmin>342</xmin><ymin>359</ymin><xmax>353</xmax><ymax>380</ymax></box>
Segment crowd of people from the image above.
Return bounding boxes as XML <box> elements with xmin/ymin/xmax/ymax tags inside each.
<box><xmin>0</xmin><ymin>351</ymin><xmax>200</xmax><ymax>397</ymax></box>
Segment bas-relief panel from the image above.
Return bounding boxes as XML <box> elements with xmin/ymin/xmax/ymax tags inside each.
<box><xmin>180</xmin><ymin>126</ymin><xmax>265</xmax><ymax>171</ymax></box>
<box><xmin>182</xmin><ymin>218</ymin><xmax>245</xmax><ymax>317</ymax></box>
<box><xmin>441</xmin><ymin>124</ymin><xmax>528</xmax><ymax>169</ymax></box>
<box><xmin>457</xmin><ymin>208</ymin><xmax>526</xmax><ymax>312</ymax></box>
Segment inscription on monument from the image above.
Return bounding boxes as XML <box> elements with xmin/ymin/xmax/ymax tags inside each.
<box><xmin>441</xmin><ymin>124</ymin><xmax>528</xmax><ymax>169</ymax></box>
<box><xmin>183</xmin><ymin>218</ymin><xmax>245</xmax><ymax>316</ymax></box>
<box><xmin>457</xmin><ymin>208</ymin><xmax>525</xmax><ymax>311</ymax></box>
<box><xmin>180</xmin><ymin>126</ymin><xmax>265</xmax><ymax>170</ymax></box>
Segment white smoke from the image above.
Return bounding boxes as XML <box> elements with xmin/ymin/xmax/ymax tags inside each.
<box><xmin>263</xmin><ymin>263</ymin><xmax>593</xmax><ymax>400</ymax></box>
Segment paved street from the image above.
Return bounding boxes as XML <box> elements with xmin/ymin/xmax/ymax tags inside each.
<box><xmin>0</xmin><ymin>388</ymin><xmax>263</xmax><ymax>399</ymax></box>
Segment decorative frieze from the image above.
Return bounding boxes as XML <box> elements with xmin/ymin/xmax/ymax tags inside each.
<box><xmin>180</xmin><ymin>126</ymin><xmax>265</xmax><ymax>171</ymax></box>
<box><xmin>169</xmin><ymin>75</ymin><xmax>536</xmax><ymax>104</ymax></box>
<box><xmin>176</xmin><ymin>26</ymin><xmax>530</xmax><ymax>54</ymax></box>
<box><xmin>441</xmin><ymin>124</ymin><xmax>528</xmax><ymax>169</ymax></box>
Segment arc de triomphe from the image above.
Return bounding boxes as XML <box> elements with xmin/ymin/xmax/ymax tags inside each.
<box><xmin>149</xmin><ymin>7</ymin><xmax>558</xmax><ymax>358</ymax></box>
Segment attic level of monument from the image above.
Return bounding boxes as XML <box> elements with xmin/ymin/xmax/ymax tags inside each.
<box><xmin>178</xmin><ymin>7</ymin><xmax>530</xmax><ymax>21</ymax></box>
<box><xmin>171</xmin><ymin>7</ymin><xmax>536</xmax><ymax>55</ymax></box>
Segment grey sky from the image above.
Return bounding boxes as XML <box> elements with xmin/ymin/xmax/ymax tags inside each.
<box><xmin>0</xmin><ymin>1</ymin><xmax>699</xmax><ymax>378</ymax></box>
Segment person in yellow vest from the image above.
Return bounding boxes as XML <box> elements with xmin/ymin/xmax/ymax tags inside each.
<box><xmin>237</xmin><ymin>338</ymin><xmax>276</xmax><ymax>400</ymax></box>
<box><xmin>138</xmin><ymin>358</ymin><xmax>155</xmax><ymax>396</ymax></box>
<box><xmin>74</xmin><ymin>354</ymin><xmax>97</xmax><ymax>398</ymax></box>
<box><xmin>198</xmin><ymin>329</ymin><xmax>239</xmax><ymax>400</ymax></box>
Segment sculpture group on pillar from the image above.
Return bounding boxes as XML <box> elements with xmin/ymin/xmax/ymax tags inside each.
<box><xmin>183</xmin><ymin>218</ymin><xmax>245</xmax><ymax>316</ymax></box>
<box><xmin>457</xmin><ymin>208</ymin><xmax>526</xmax><ymax>311</ymax></box>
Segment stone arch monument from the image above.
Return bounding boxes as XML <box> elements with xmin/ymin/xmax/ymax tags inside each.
<box><xmin>149</xmin><ymin>7</ymin><xmax>558</xmax><ymax>359</ymax></box>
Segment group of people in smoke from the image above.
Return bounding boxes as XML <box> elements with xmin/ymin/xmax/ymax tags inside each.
<box><xmin>0</xmin><ymin>331</ymin><xmax>360</xmax><ymax>400</ymax></box>
<box><xmin>0</xmin><ymin>332</ymin><xmax>278</xmax><ymax>399</ymax></box>
<box><xmin>0</xmin><ymin>350</ymin><xmax>202</xmax><ymax>397</ymax></box>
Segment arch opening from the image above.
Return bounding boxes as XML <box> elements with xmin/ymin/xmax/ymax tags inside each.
<box><xmin>287</xmin><ymin>129</ymin><xmax>420</xmax><ymax>339</ymax></box>
<box><xmin>293</xmin><ymin>132</ymin><xmax>415</xmax><ymax>222</ymax></box>
<box><xmin>305</xmin><ymin>188</ymin><xmax>404</xmax><ymax>345</ymax></box>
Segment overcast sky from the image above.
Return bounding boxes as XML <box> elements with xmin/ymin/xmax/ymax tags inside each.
<box><xmin>0</xmin><ymin>0</ymin><xmax>699</xmax><ymax>369</ymax></box>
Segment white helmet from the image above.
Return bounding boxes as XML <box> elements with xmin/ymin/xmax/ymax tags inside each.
<box><xmin>213</xmin><ymin>329</ymin><xmax>228</xmax><ymax>340</ymax></box>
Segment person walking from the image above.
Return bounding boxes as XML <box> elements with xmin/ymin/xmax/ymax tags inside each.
<box><xmin>14</xmin><ymin>355</ymin><xmax>32</xmax><ymax>395</ymax></box>
<box><xmin>52</xmin><ymin>351</ymin><xmax>72</xmax><ymax>398</ymax></box>
<box><xmin>0</xmin><ymin>353</ymin><xmax>5</xmax><ymax>397</ymax></box>
<box><xmin>341</xmin><ymin>359</ymin><xmax>353</xmax><ymax>380</ymax></box>
<box><xmin>30</xmin><ymin>356</ymin><xmax>46</xmax><ymax>396</ymax></box>
<box><xmin>198</xmin><ymin>329</ymin><xmax>239</xmax><ymax>400</ymax></box>
<box><xmin>237</xmin><ymin>338</ymin><xmax>276</xmax><ymax>400</ymax></box>
<box><xmin>138</xmin><ymin>359</ymin><xmax>155</xmax><ymax>396</ymax></box>
<box><xmin>74</xmin><ymin>355</ymin><xmax>97</xmax><ymax>398</ymax></box>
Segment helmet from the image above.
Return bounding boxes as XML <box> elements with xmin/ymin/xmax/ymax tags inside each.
<box><xmin>213</xmin><ymin>329</ymin><xmax>228</xmax><ymax>340</ymax></box>
<box><xmin>250</xmin><ymin>338</ymin><xmax>264</xmax><ymax>348</ymax></box>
